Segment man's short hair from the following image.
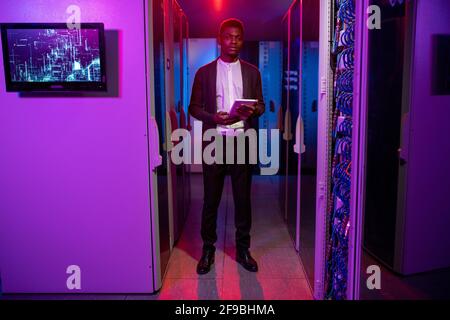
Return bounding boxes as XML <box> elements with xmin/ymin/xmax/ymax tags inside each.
<box><xmin>219</xmin><ymin>18</ymin><xmax>244</xmax><ymax>36</ymax></box>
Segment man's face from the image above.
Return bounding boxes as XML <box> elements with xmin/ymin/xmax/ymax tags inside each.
<box><xmin>219</xmin><ymin>26</ymin><xmax>244</xmax><ymax>56</ymax></box>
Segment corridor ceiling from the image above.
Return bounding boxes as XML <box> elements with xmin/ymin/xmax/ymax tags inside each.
<box><xmin>177</xmin><ymin>0</ymin><xmax>319</xmax><ymax>41</ymax></box>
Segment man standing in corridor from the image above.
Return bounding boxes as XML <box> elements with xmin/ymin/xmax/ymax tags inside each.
<box><xmin>188</xmin><ymin>18</ymin><xmax>265</xmax><ymax>275</ymax></box>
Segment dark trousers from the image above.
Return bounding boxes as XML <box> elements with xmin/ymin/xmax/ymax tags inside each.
<box><xmin>201</xmin><ymin>136</ymin><xmax>253</xmax><ymax>252</ymax></box>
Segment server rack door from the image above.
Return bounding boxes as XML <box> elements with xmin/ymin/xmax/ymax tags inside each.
<box><xmin>279</xmin><ymin>11</ymin><xmax>290</xmax><ymax>220</ymax></box>
<box><xmin>172</xmin><ymin>0</ymin><xmax>185</xmax><ymax>243</ymax></box>
<box><xmin>359</xmin><ymin>0</ymin><xmax>450</xmax><ymax>299</ymax></box>
<box><xmin>298</xmin><ymin>41</ymin><xmax>320</xmax><ymax>291</ymax></box>
<box><xmin>181</xmin><ymin>13</ymin><xmax>191</xmax><ymax>218</ymax></box>
<box><xmin>314</xmin><ymin>0</ymin><xmax>334</xmax><ymax>300</ymax></box>
<box><xmin>362</xmin><ymin>0</ymin><xmax>408</xmax><ymax>270</ymax></box>
<box><xmin>397</xmin><ymin>0</ymin><xmax>450</xmax><ymax>275</ymax></box>
<box><xmin>286</xmin><ymin>0</ymin><xmax>302</xmax><ymax>250</ymax></box>
<box><xmin>163</xmin><ymin>0</ymin><xmax>177</xmax><ymax>250</ymax></box>
<box><xmin>152</xmin><ymin>0</ymin><xmax>171</xmax><ymax>279</ymax></box>
<box><xmin>348</xmin><ymin>0</ymin><xmax>369</xmax><ymax>300</ymax></box>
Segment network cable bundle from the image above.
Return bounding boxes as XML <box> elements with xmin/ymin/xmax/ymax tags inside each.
<box><xmin>325</xmin><ymin>0</ymin><xmax>355</xmax><ymax>300</ymax></box>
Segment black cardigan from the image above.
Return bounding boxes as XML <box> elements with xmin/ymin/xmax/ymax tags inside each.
<box><xmin>188</xmin><ymin>58</ymin><xmax>266</xmax><ymax>132</ymax></box>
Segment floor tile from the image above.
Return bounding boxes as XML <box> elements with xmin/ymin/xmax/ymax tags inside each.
<box><xmin>223</xmin><ymin>247</ymin><xmax>306</xmax><ymax>279</ymax></box>
<box><xmin>221</xmin><ymin>277</ymin><xmax>313</xmax><ymax>300</ymax></box>
<box><xmin>157</xmin><ymin>278</ymin><xmax>222</xmax><ymax>300</ymax></box>
<box><xmin>156</xmin><ymin>175</ymin><xmax>313</xmax><ymax>300</ymax></box>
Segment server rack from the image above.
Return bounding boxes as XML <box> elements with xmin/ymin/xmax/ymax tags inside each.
<box><xmin>314</xmin><ymin>0</ymin><xmax>367</xmax><ymax>300</ymax></box>
<box><xmin>361</xmin><ymin>0</ymin><xmax>450</xmax><ymax>278</ymax></box>
<box><xmin>145</xmin><ymin>0</ymin><xmax>190</xmax><ymax>290</ymax></box>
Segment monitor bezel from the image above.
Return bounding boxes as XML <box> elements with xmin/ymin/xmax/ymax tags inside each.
<box><xmin>1</xmin><ymin>23</ymin><xmax>107</xmax><ymax>92</ymax></box>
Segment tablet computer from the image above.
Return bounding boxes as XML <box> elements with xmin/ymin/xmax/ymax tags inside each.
<box><xmin>229</xmin><ymin>99</ymin><xmax>258</xmax><ymax>120</ymax></box>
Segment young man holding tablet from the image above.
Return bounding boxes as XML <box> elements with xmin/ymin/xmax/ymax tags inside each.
<box><xmin>188</xmin><ymin>18</ymin><xmax>265</xmax><ymax>275</ymax></box>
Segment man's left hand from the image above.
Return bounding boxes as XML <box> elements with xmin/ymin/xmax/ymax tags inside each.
<box><xmin>236</xmin><ymin>104</ymin><xmax>256</xmax><ymax>119</ymax></box>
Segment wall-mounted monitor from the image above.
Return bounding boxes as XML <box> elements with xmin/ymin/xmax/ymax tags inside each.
<box><xmin>1</xmin><ymin>23</ymin><xmax>107</xmax><ymax>92</ymax></box>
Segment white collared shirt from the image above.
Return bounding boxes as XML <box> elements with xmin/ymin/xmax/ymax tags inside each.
<box><xmin>216</xmin><ymin>57</ymin><xmax>245</xmax><ymax>134</ymax></box>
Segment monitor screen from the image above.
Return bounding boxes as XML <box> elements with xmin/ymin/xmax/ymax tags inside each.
<box><xmin>1</xmin><ymin>23</ymin><xmax>106</xmax><ymax>91</ymax></box>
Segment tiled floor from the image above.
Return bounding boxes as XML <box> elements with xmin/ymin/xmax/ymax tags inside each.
<box><xmin>8</xmin><ymin>173</ymin><xmax>449</xmax><ymax>300</ymax></box>
<box><xmin>155</xmin><ymin>173</ymin><xmax>313</xmax><ymax>300</ymax></box>
<box><xmin>1</xmin><ymin>174</ymin><xmax>313</xmax><ymax>301</ymax></box>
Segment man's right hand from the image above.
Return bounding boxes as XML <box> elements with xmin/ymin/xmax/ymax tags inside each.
<box><xmin>213</xmin><ymin>111</ymin><xmax>241</xmax><ymax>126</ymax></box>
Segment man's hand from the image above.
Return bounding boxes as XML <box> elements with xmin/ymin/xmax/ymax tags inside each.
<box><xmin>213</xmin><ymin>111</ymin><xmax>241</xmax><ymax>125</ymax></box>
<box><xmin>236</xmin><ymin>104</ymin><xmax>256</xmax><ymax>119</ymax></box>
